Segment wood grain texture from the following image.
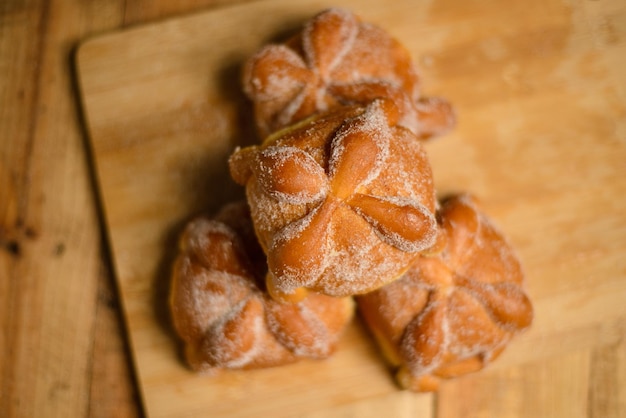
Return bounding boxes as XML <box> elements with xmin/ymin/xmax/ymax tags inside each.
<box><xmin>436</xmin><ymin>339</ymin><xmax>626</xmax><ymax>417</ymax></box>
<box><xmin>437</xmin><ymin>349</ymin><xmax>593</xmax><ymax>418</ymax></box>
<box><xmin>0</xmin><ymin>0</ymin><xmax>131</xmax><ymax>416</ymax></box>
<box><xmin>0</xmin><ymin>1</ymin><xmax>229</xmax><ymax>417</ymax></box>
<box><xmin>1</xmin><ymin>0</ymin><xmax>625</xmax><ymax>417</ymax></box>
<box><xmin>588</xmin><ymin>341</ymin><xmax>626</xmax><ymax>418</ymax></box>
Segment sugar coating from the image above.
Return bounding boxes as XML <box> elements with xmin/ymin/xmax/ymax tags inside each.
<box><xmin>356</xmin><ymin>195</ymin><xmax>533</xmax><ymax>390</ymax></box>
<box><xmin>268</xmin><ymin>203</ymin><xmax>331</xmax><ymax>292</ymax></box>
<box><xmin>255</xmin><ymin>145</ymin><xmax>328</xmax><ymax>205</ymax></box>
<box><xmin>169</xmin><ymin>202</ymin><xmax>353</xmax><ymax>372</ymax></box>
<box><xmin>229</xmin><ymin>100</ymin><xmax>438</xmax><ymax>298</ymax></box>
<box><xmin>242</xmin><ymin>8</ymin><xmax>455</xmax><ymax>139</ymax></box>
<box><xmin>303</xmin><ymin>7</ymin><xmax>358</xmax><ymax>81</ymax></box>
<box><xmin>352</xmin><ymin>195</ymin><xmax>437</xmax><ymax>253</ymax></box>
<box><xmin>202</xmin><ymin>297</ymin><xmax>265</xmax><ymax>368</ymax></box>
<box><xmin>243</xmin><ymin>44</ymin><xmax>309</xmax><ymax>101</ymax></box>
<box><xmin>264</xmin><ymin>294</ymin><xmax>348</xmax><ymax>357</ymax></box>
<box><xmin>328</xmin><ymin>100</ymin><xmax>391</xmax><ymax>191</ymax></box>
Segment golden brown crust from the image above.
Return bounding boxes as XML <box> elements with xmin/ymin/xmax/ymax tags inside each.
<box><xmin>243</xmin><ymin>8</ymin><xmax>455</xmax><ymax>140</ymax></box>
<box><xmin>169</xmin><ymin>201</ymin><xmax>354</xmax><ymax>372</ymax></box>
<box><xmin>356</xmin><ymin>194</ymin><xmax>533</xmax><ymax>391</ymax></box>
<box><xmin>229</xmin><ymin>100</ymin><xmax>438</xmax><ymax>300</ymax></box>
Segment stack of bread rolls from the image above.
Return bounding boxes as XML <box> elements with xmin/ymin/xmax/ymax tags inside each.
<box><xmin>169</xmin><ymin>8</ymin><xmax>533</xmax><ymax>391</ymax></box>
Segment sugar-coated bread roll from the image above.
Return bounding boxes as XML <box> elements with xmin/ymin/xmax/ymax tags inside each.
<box><xmin>169</xmin><ymin>201</ymin><xmax>354</xmax><ymax>372</ymax></box>
<box><xmin>243</xmin><ymin>8</ymin><xmax>455</xmax><ymax>140</ymax></box>
<box><xmin>356</xmin><ymin>194</ymin><xmax>533</xmax><ymax>391</ymax></box>
<box><xmin>229</xmin><ymin>99</ymin><xmax>439</xmax><ymax>302</ymax></box>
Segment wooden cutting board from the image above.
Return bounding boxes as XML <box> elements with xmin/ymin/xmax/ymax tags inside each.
<box><xmin>76</xmin><ymin>0</ymin><xmax>626</xmax><ymax>416</ymax></box>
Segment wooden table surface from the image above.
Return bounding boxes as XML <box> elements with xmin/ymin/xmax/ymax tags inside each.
<box><xmin>1</xmin><ymin>0</ymin><xmax>625</xmax><ymax>417</ymax></box>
